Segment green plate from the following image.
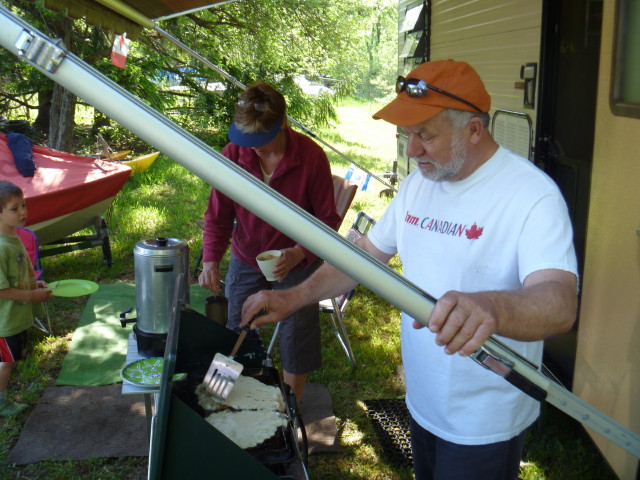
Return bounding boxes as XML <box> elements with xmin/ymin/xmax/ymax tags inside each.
<box><xmin>121</xmin><ymin>358</ymin><xmax>186</xmax><ymax>387</ymax></box>
<box><xmin>49</xmin><ymin>279</ymin><xmax>99</xmax><ymax>297</ymax></box>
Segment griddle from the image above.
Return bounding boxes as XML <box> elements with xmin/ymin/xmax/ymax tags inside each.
<box><xmin>150</xmin><ymin>306</ymin><xmax>306</xmax><ymax>479</ymax></box>
<box><xmin>172</xmin><ymin>365</ymin><xmax>300</xmax><ymax>472</ymax></box>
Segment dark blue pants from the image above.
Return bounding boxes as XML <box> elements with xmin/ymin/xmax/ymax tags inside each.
<box><xmin>409</xmin><ymin>416</ymin><xmax>527</xmax><ymax>480</ymax></box>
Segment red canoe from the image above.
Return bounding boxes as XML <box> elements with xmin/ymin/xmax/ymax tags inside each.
<box><xmin>0</xmin><ymin>133</ymin><xmax>131</xmax><ymax>245</ymax></box>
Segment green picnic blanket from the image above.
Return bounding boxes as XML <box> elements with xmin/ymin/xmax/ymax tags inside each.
<box><xmin>56</xmin><ymin>283</ymin><xmax>210</xmax><ymax>386</ymax></box>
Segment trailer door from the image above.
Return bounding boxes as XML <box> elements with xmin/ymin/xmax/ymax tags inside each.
<box><xmin>536</xmin><ymin>0</ymin><xmax>601</xmax><ymax>387</ymax></box>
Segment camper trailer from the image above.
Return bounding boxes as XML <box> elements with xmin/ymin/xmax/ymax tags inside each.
<box><xmin>396</xmin><ymin>0</ymin><xmax>639</xmax><ymax>477</ymax></box>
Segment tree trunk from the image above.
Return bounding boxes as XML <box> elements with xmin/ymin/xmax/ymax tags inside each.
<box><xmin>33</xmin><ymin>89</ymin><xmax>52</xmax><ymax>137</ymax></box>
<box><xmin>48</xmin><ymin>85</ymin><xmax>76</xmax><ymax>151</ymax></box>
<box><xmin>47</xmin><ymin>16</ymin><xmax>76</xmax><ymax>152</ymax></box>
<box><xmin>91</xmin><ymin>110</ymin><xmax>111</xmax><ymax>138</ymax></box>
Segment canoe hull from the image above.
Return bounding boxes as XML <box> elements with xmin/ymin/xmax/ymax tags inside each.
<box><xmin>122</xmin><ymin>151</ymin><xmax>159</xmax><ymax>174</ymax></box>
<box><xmin>1</xmin><ymin>133</ymin><xmax>131</xmax><ymax>246</ymax></box>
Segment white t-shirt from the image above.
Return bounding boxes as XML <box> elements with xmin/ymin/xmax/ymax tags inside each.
<box><xmin>368</xmin><ymin>146</ymin><xmax>577</xmax><ymax>445</ymax></box>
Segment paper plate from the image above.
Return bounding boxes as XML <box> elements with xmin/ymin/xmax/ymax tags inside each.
<box><xmin>49</xmin><ymin>279</ymin><xmax>99</xmax><ymax>297</ymax></box>
<box><xmin>121</xmin><ymin>358</ymin><xmax>186</xmax><ymax>388</ymax></box>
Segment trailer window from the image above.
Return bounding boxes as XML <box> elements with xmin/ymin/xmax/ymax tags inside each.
<box><xmin>610</xmin><ymin>0</ymin><xmax>640</xmax><ymax>118</ymax></box>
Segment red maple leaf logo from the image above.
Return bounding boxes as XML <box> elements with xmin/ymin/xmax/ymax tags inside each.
<box><xmin>466</xmin><ymin>223</ymin><xmax>484</xmax><ymax>240</ymax></box>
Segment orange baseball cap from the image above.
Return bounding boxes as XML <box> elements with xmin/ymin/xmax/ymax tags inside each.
<box><xmin>373</xmin><ymin>59</ymin><xmax>491</xmax><ymax>126</ymax></box>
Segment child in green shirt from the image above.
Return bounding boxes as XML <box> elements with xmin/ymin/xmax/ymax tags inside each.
<box><xmin>0</xmin><ymin>180</ymin><xmax>52</xmax><ymax>417</ymax></box>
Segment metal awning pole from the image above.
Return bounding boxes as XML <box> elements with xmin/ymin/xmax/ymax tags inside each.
<box><xmin>0</xmin><ymin>7</ymin><xmax>637</xmax><ymax>458</ymax></box>
<box><xmin>0</xmin><ymin>6</ymin><xmax>419</xmax><ymax>322</ymax></box>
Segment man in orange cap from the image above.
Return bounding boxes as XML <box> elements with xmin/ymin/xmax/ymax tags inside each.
<box><xmin>241</xmin><ymin>59</ymin><xmax>578</xmax><ymax>479</ymax></box>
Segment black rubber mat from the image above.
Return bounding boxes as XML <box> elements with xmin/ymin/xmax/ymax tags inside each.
<box><xmin>363</xmin><ymin>398</ymin><xmax>413</xmax><ymax>468</ymax></box>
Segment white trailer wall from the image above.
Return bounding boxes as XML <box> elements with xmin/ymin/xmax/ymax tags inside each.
<box><xmin>429</xmin><ymin>0</ymin><xmax>542</xmax><ymax>127</ymax></box>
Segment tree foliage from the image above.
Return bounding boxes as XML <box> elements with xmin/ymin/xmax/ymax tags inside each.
<box><xmin>1</xmin><ymin>0</ymin><xmax>397</xmax><ymax>151</ymax></box>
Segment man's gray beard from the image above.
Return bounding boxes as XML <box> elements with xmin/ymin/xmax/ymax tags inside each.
<box><xmin>417</xmin><ymin>132</ymin><xmax>467</xmax><ymax>181</ymax></box>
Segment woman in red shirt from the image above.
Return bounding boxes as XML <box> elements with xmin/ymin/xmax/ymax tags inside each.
<box><xmin>198</xmin><ymin>81</ymin><xmax>340</xmax><ymax>401</ymax></box>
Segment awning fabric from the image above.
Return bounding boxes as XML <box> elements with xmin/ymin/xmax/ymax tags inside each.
<box><xmin>42</xmin><ymin>0</ymin><xmax>232</xmax><ymax>38</ymax></box>
<box><xmin>102</xmin><ymin>0</ymin><xmax>231</xmax><ymax>20</ymax></box>
<box><xmin>43</xmin><ymin>0</ymin><xmax>143</xmax><ymax>39</ymax></box>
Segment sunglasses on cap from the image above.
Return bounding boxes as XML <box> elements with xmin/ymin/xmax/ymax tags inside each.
<box><xmin>237</xmin><ymin>99</ymin><xmax>271</xmax><ymax>112</ymax></box>
<box><xmin>395</xmin><ymin>76</ymin><xmax>483</xmax><ymax>113</ymax></box>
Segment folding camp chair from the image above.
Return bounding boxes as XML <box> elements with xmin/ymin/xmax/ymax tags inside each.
<box><xmin>331</xmin><ymin>174</ymin><xmax>358</xmax><ymax>230</ymax></box>
<box><xmin>267</xmin><ymin>210</ymin><xmax>375</xmax><ymax>368</ymax></box>
<box><xmin>15</xmin><ymin>227</ymin><xmax>52</xmax><ymax>334</ymax></box>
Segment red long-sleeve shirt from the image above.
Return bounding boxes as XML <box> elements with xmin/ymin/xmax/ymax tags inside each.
<box><xmin>202</xmin><ymin>127</ymin><xmax>340</xmax><ymax>270</ymax></box>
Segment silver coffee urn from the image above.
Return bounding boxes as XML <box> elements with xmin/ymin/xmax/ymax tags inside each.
<box><xmin>121</xmin><ymin>237</ymin><xmax>190</xmax><ymax>356</ymax></box>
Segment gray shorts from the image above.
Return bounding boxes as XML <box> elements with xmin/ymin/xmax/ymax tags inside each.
<box><xmin>225</xmin><ymin>252</ymin><xmax>321</xmax><ymax>374</ymax></box>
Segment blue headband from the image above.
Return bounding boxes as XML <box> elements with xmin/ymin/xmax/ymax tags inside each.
<box><xmin>228</xmin><ymin>115</ymin><xmax>284</xmax><ymax>147</ymax></box>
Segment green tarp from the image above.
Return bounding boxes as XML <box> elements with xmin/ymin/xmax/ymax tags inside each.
<box><xmin>56</xmin><ymin>283</ymin><xmax>210</xmax><ymax>386</ymax></box>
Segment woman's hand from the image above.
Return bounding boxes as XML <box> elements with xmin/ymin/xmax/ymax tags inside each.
<box><xmin>272</xmin><ymin>246</ymin><xmax>305</xmax><ymax>281</ymax></box>
<box><xmin>198</xmin><ymin>261</ymin><xmax>222</xmax><ymax>294</ymax></box>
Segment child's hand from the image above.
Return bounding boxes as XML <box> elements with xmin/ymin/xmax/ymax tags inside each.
<box><xmin>32</xmin><ymin>288</ymin><xmax>53</xmax><ymax>302</ymax></box>
<box><xmin>37</xmin><ymin>280</ymin><xmax>47</xmax><ymax>288</ymax></box>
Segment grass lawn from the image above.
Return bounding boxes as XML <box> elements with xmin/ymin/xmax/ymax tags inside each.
<box><xmin>0</xmin><ymin>99</ymin><xmax>618</xmax><ymax>479</ymax></box>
